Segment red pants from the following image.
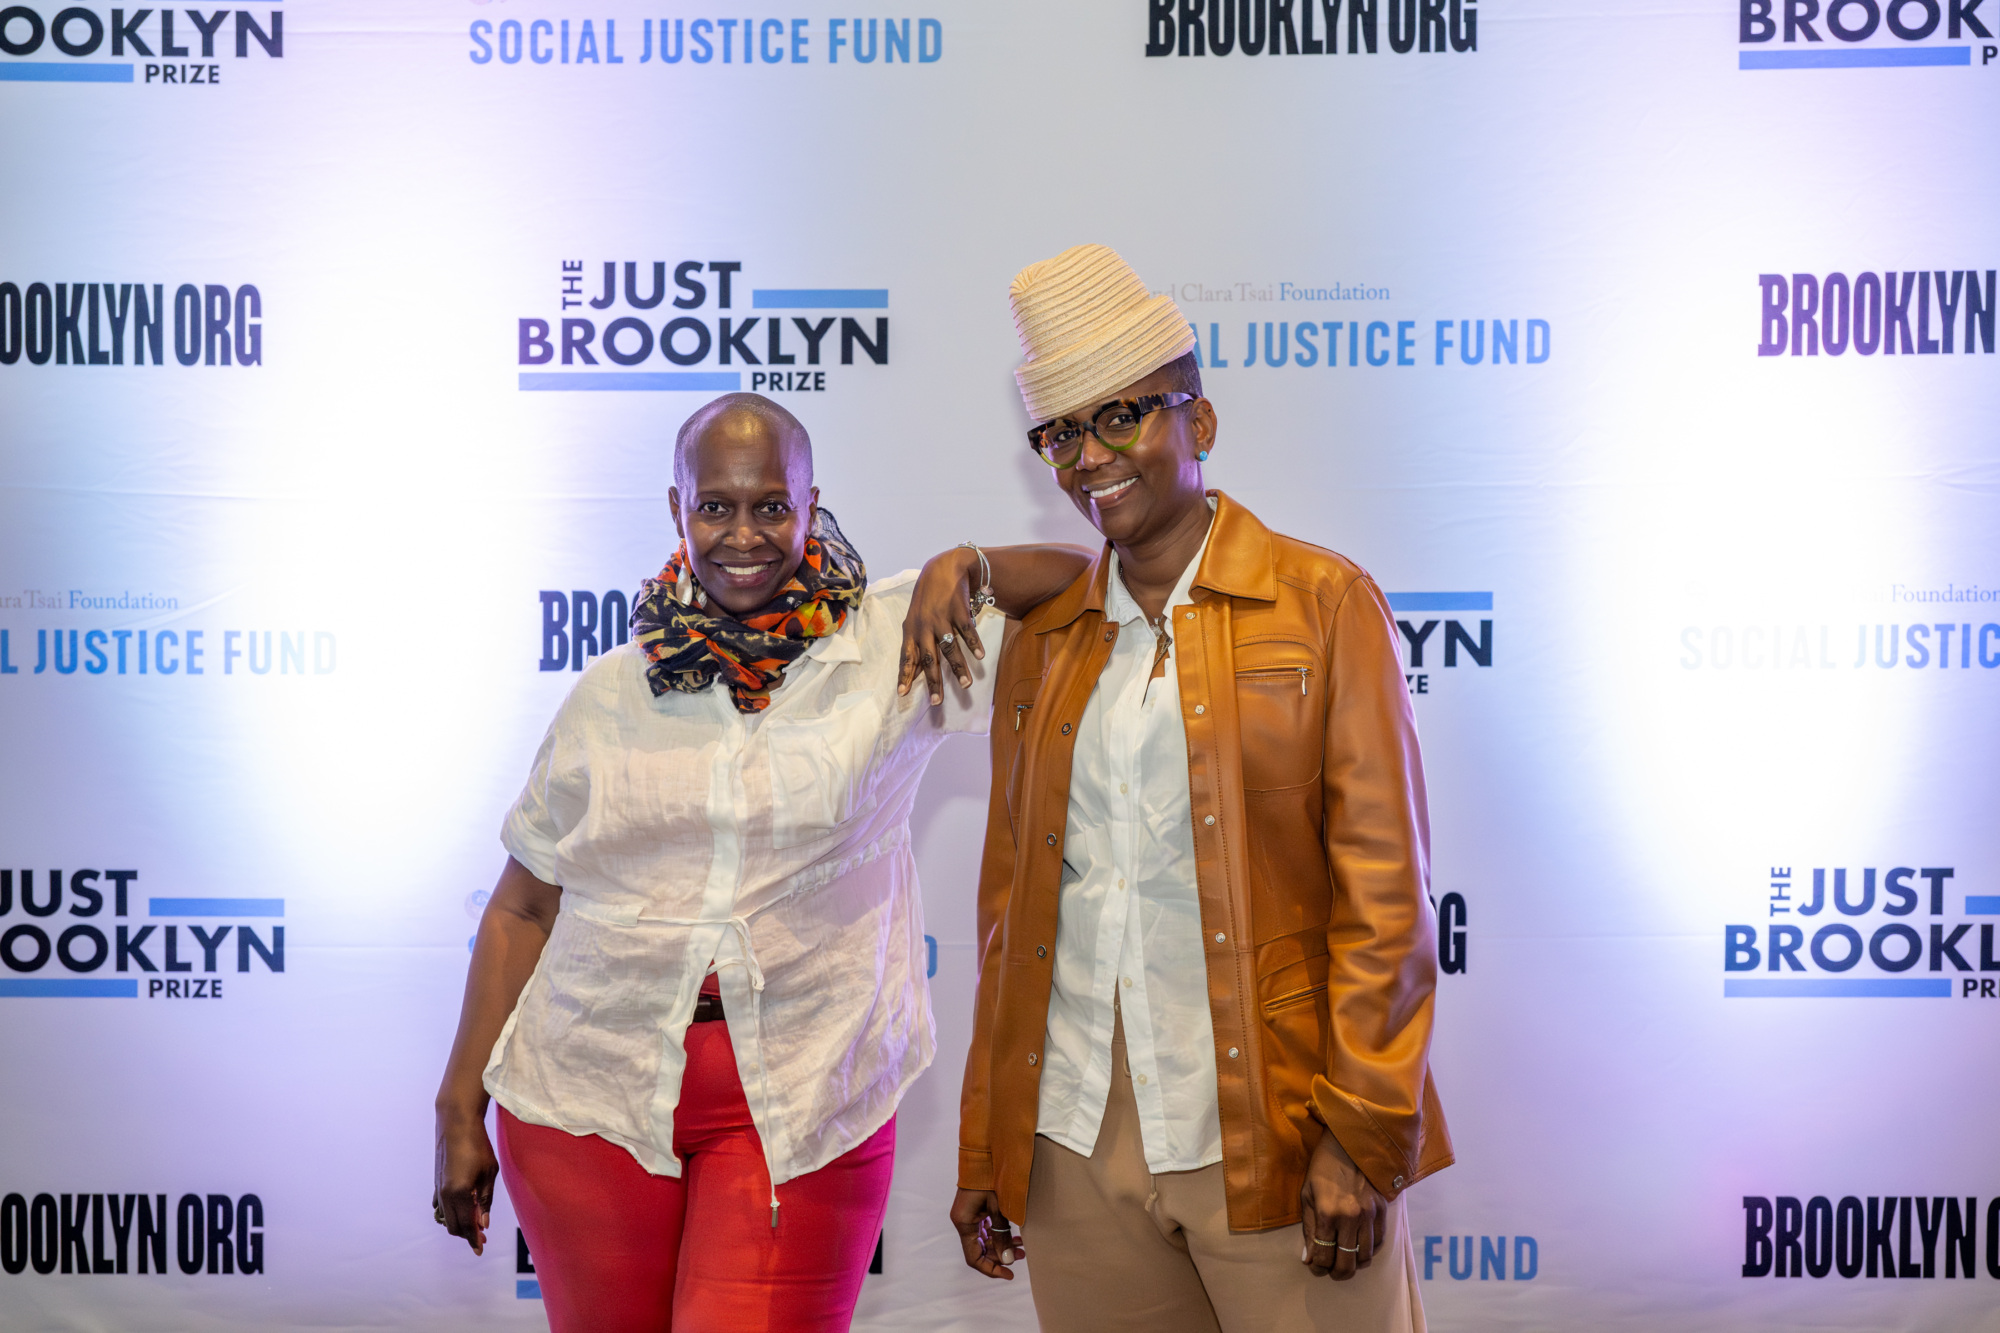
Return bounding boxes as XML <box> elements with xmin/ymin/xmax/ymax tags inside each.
<box><xmin>497</xmin><ymin>1017</ymin><xmax>895</xmax><ymax>1333</ymax></box>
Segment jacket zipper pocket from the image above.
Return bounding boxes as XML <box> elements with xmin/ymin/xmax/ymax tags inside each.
<box><xmin>1263</xmin><ymin>980</ymin><xmax>1328</xmax><ymax>1014</ymax></box>
<box><xmin>1237</xmin><ymin>665</ymin><xmax>1313</xmax><ymax>697</ymax></box>
<box><xmin>1014</xmin><ymin>703</ymin><xmax>1034</xmax><ymax>731</ymax></box>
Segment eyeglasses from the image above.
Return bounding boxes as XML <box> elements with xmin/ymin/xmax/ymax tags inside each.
<box><xmin>1026</xmin><ymin>393</ymin><xmax>1198</xmax><ymax>470</ymax></box>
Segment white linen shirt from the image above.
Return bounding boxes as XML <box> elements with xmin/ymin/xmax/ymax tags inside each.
<box><xmin>486</xmin><ymin>571</ymin><xmax>998</xmax><ymax>1192</ymax></box>
<box><xmin>1035</xmin><ymin>514</ymin><xmax>1223</xmax><ymax>1174</ymax></box>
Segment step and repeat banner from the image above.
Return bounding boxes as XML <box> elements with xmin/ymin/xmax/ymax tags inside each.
<box><xmin>2</xmin><ymin>1</ymin><xmax>1996</xmax><ymax>1329</ymax></box>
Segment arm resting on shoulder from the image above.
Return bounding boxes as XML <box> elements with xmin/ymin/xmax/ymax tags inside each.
<box><xmin>900</xmin><ymin>542</ymin><xmax>1091</xmax><ymax>702</ymax></box>
<box><xmin>432</xmin><ymin>856</ymin><xmax>562</xmax><ymax>1255</ymax></box>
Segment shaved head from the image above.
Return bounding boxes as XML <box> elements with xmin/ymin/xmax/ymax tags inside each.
<box><xmin>674</xmin><ymin>393</ymin><xmax>813</xmax><ymax>494</ymax></box>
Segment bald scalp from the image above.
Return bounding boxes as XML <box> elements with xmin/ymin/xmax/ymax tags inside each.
<box><xmin>673</xmin><ymin>393</ymin><xmax>814</xmax><ymax>494</ymax></box>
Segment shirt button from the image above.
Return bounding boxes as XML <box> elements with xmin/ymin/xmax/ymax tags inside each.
<box><xmin>1035</xmin><ymin>945</ymin><xmax>1047</xmax><ymax>958</ymax></box>
<box><xmin>1227</xmin><ymin>1047</ymin><xmax>1239</xmax><ymax>1059</ymax></box>
<box><xmin>1046</xmin><ymin>834</ymin><xmax>1058</xmax><ymax>846</ymax></box>
<box><xmin>1119</xmin><ymin>782</ymin><xmax>1128</xmax><ymax>794</ymax></box>
<box><xmin>1193</xmin><ymin>704</ymin><xmax>1205</xmax><ymax>715</ymax></box>
<box><xmin>1027</xmin><ymin>1052</ymin><xmax>1038</xmax><ymax>1065</ymax></box>
<box><xmin>1118</xmin><ymin>878</ymin><xmax>1126</xmax><ymax>890</ymax></box>
<box><xmin>1137</xmin><ymin>1074</ymin><xmax>1149</xmax><ymax>1085</ymax></box>
<box><xmin>1204</xmin><ymin>815</ymin><xmax>1216</xmax><ymax>825</ymax></box>
<box><xmin>1214</xmin><ymin>932</ymin><xmax>1226</xmax><ymax>944</ymax></box>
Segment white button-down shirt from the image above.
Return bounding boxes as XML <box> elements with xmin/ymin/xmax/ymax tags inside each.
<box><xmin>487</xmin><ymin>571</ymin><xmax>998</xmax><ymax>1192</ymax></box>
<box><xmin>1036</xmin><ymin>515</ymin><xmax>1222</xmax><ymax>1174</ymax></box>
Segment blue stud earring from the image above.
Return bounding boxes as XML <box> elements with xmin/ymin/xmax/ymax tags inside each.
<box><xmin>1197</xmin><ymin>450</ymin><xmax>1209</xmax><ymax>461</ymax></box>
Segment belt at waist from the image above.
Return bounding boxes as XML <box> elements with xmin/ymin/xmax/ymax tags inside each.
<box><xmin>692</xmin><ymin>991</ymin><xmax>726</xmax><ymax>1023</ymax></box>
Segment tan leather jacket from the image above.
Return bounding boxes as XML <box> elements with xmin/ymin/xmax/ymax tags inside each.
<box><xmin>958</xmin><ymin>492</ymin><xmax>1451</xmax><ymax>1231</ymax></box>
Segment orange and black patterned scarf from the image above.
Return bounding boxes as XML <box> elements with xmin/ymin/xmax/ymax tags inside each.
<box><xmin>629</xmin><ymin>508</ymin><xmax>866</xmax><ymax>713</ymax></box>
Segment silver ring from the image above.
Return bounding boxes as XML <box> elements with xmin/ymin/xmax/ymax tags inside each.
<box><xmin>1338</xmin><ymin>1244</ymin><xmax>1361</xmax><ymax>1253</ymax></box>
<box><xmin>938</xmin><ymin>633</ymin><xmax>955</xmax><ymax>647</ymax></box>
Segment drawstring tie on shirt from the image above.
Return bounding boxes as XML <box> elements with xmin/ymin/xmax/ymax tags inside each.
<box><xmin>672</xmin><ymin>914</ymin><xmax>783</xmax><ymax>1227</ymax></box>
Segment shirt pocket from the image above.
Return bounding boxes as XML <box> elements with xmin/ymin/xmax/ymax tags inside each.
<box><xmin>766</xmin><ymin>688</ymin><xmax>889</xmax><ymax>849</ymax></box>
<box><xmin>1003</xmin><ymin>678</ymin><xmax>1043</xmax><ymax>821</ymax></box>
<box><xmin>1233</xmin><ymin>644</ymin><xmax>1323</xmax><ymax>791</ymax></box>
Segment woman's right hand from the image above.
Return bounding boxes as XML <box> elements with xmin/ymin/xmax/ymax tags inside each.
<box><xmin>434</xmin><ymin>1099</ymin><xmax>498</xmax><ymax>1255</ymax></box>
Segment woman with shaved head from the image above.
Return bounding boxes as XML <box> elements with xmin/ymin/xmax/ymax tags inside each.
<box><xmin>431</xmin><ymin>393</ymin><xmax>1087</xmax><ymax>1332</ymax></box>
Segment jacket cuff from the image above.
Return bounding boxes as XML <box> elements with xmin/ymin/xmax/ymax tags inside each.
<box><xmin>957</xmin><ymin>1147</ymin><xmax>996</xmax><ymax>1192</ymax></box>
<box><xmin>1309</xmin><ymin>1076</ymin><xmax>1416</xmax><ymax>1199</ymax></box>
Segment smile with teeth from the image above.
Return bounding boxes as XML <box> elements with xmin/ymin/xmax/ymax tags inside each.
<box><xmin>718</xmin><ymin>561</ymin><xmax>776</xmax><ymax>576</ymax></box>
<box><xmin>1084</xmin><ymin>477</ymin><xmax>1138</xmax><ymax>500</ymax></box>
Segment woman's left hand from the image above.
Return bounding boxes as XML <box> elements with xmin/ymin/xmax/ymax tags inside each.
<box><xmin>1298</xmin><ymin>1132</ymin><xmax>1388</xmax><ymax>1280</ymax></box>
<box><xmin>899</xmin><ymin>548</ymin><xmax>984</xmax><ymax>705</ymax></box>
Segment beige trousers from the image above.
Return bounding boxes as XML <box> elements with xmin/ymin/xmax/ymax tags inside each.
<box><xmin>1022</xmin><ymin>1009</ymin><xmax>1425</xmax><ymax>1333</ymax></box>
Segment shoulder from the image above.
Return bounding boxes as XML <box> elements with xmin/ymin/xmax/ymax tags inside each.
<box><xmin>1267</xmin><ymin>531</ymin><xmax>1381</xmax><ymax>617</ymax></box>
<box><xmin>548</xmin><ymin>642</ymin><xmax>652</xmax><ymax>730</ymax></box>
<box><xmin>830</xmin><ymin>571</ymin><xmax>917</xmax><ymax>657</ymax></box>
<box><xmin>860</xmin><ymin>568</ymin><xmax>919</xmax><ymax>615</ymax></box>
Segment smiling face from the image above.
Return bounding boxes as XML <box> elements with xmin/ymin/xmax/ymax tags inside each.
<box><xmin>1052</xmin><ymin>363</ymin><xmax>1217</xmax><ymax>548</ymax></box>
<box><xmin>667</xmin><ymin>402</ymin><xmax>818</xmax><ymax>618</ymax></box>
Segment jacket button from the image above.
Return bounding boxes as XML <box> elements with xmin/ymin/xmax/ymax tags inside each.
<box><xmin>1104</xmin><ymin>627</ymin><xmax>1116</xmax><ymax>641</ymax></box>
<box><xmin>1227</xmin><ymin>1047</ymin><xmax>1239</xmax><ymax>1059</ymax></box>
<box><xmin>1061</xmin><ymin>722</ymin><xmax>1072</xmax><ymax>734</ymax></box>
<box><xmin>1035</xmin><ymin>945</ymin><xmax>1047</xmax><ymax>958</ymax></box>
<box><xmin>1193</xmin><ymin>704</ymin><xmax>1205</xmax><ymax>715</ymax></box>
<box><xmin>1214</xmin><ymin>932</ymin><xmax>1226</xmax><ymax>944</ymax></box>
<box><xmin>1045</xmin><ymin>834</ymin><xmax>1058</xmax><ymax>846</ymax></box>
<box><xmin>1027</xmin><ymin>1053</ymin><xmax>1038</xmax><ymax>1066</ymax></box>
<box><xmin>1393</xmin><ymin>1175</ymin><xmax>1405</xmax><ymax>1190</ymax></box>
<box><xmin>1184</xmin><ymin>612</ymin><xmax>1195</xmax><ymax>621</ymax></box>
<box><xmin>1204</xmin><ymin>815</ymin><xmax>1215</xmax><ymax>826</ymax></box>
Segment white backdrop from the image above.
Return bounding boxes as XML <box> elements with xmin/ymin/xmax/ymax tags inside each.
<box><xmin>2</xmin><ymin>1</ymin><xmax>1997</xmax><ymax>1329</ymax></box>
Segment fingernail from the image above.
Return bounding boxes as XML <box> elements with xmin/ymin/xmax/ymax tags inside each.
<box><xmin>975</xmin><ymin>649</ymin><xmax>985</xmax><ymax>659</ymax></box>
<box><xmin>931</xmin><ymin>693</ymin><xmax>941</xmax><ymax>705</ymax></box>
<box><xmin>1301</xmin><ymin>1246</ymin><xmax>1310</xmax><ymax>1262</ymax></box>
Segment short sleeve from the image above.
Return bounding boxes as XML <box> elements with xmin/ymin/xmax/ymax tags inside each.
<box><xmin>500</xmin><ymin>688</ymin><xmax>594</xmax><ymax>885</ymax></box>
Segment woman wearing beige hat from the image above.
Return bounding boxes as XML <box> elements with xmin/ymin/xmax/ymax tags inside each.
<box><xmin>949</xmin><ymin>245</ymin><xmax>1452</xmax><ymax>1332</ymax></box>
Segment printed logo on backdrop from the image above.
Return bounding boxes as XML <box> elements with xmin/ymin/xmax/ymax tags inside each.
<box><xmin>1146</xmin><ymin>0</ymin><xmax>1477</xmax><ymax>58</ymax></box>
<box><xmin>1420</xmin><ymin>1232</ymin><xmax>1538</xmax><ymax>1282</ymax></box>
<box><xmin>0</xmin><ymin>1192</ymin><xmax>264</xmax><ymax>1277</ymax></box>
<box><xmin>1387</xmin><ymin>592</ymin><xmax>1492</xmax><ymax>696</ymax></box>
<box><xmin>1738</xmin><ymin>0</ymin><xmax>1997</xmax><ymax>68</ymax></box>
<box><xmin>0</xmin><ymin>871</ymin><xmax>285</xmax><ymax>1000</ymax></box>
<box><xmin>0</xmin><ymin>284</ymin><xmax>263</xmax><ymax>368</ymax></box>
<box><xmin>1723</xmin><ymin>864</ymin><xmax>2000</xmax><ymax>999</ymax></box>
<box><xmin>537</xmin><ymin>588</ymin><xmax>630</xmax><ymax>671</ymax></box>
<box><xmin>0</xmin><ymin>5</ymin><xmax>282</xmax><ymax>85</ymax></box>
<box><xmin>1677</xmin><ymin>585</ymin><xmax>2000</xmax><ymax>673</ymax></box>
<box><xmin>1757</xmin><ymin>270</ymin><xmax>1995</xmax><ymax>358</ymax></box>
<box><xmin>1172</xmin><ymin>301</ymin><xmax>1548</xmax><ymax>373</ymax></box>
<box><xmin>469</xmin><ymin>15</ymin><xmax>943</xmax><ymax>66</ymax></box>
<box><xmin>517</xmin><ymin>261</ymin><xmax>889</xmax><ymax>394</ymax></box>
<box><xmin>1741</xmin><ymin>1194</ymin><xmax>2000</xmax><ymax>1279</ymax></box>
<box><xmin>0</xmin><ymin>588</ymin><xmax>336</xmax><ymax>681</ymax></box>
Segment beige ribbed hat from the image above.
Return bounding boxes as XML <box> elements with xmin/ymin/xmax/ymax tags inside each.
<box><xmin>1009</xmin><ymin>244</ymin><xmax>1196</xmax><ymax>423</ymax></box>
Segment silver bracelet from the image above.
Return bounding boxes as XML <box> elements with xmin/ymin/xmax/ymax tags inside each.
<box><xmin>957</xmin><ymin>542</ymin><xmax>997</xmax><ymax>614</ymax></box>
